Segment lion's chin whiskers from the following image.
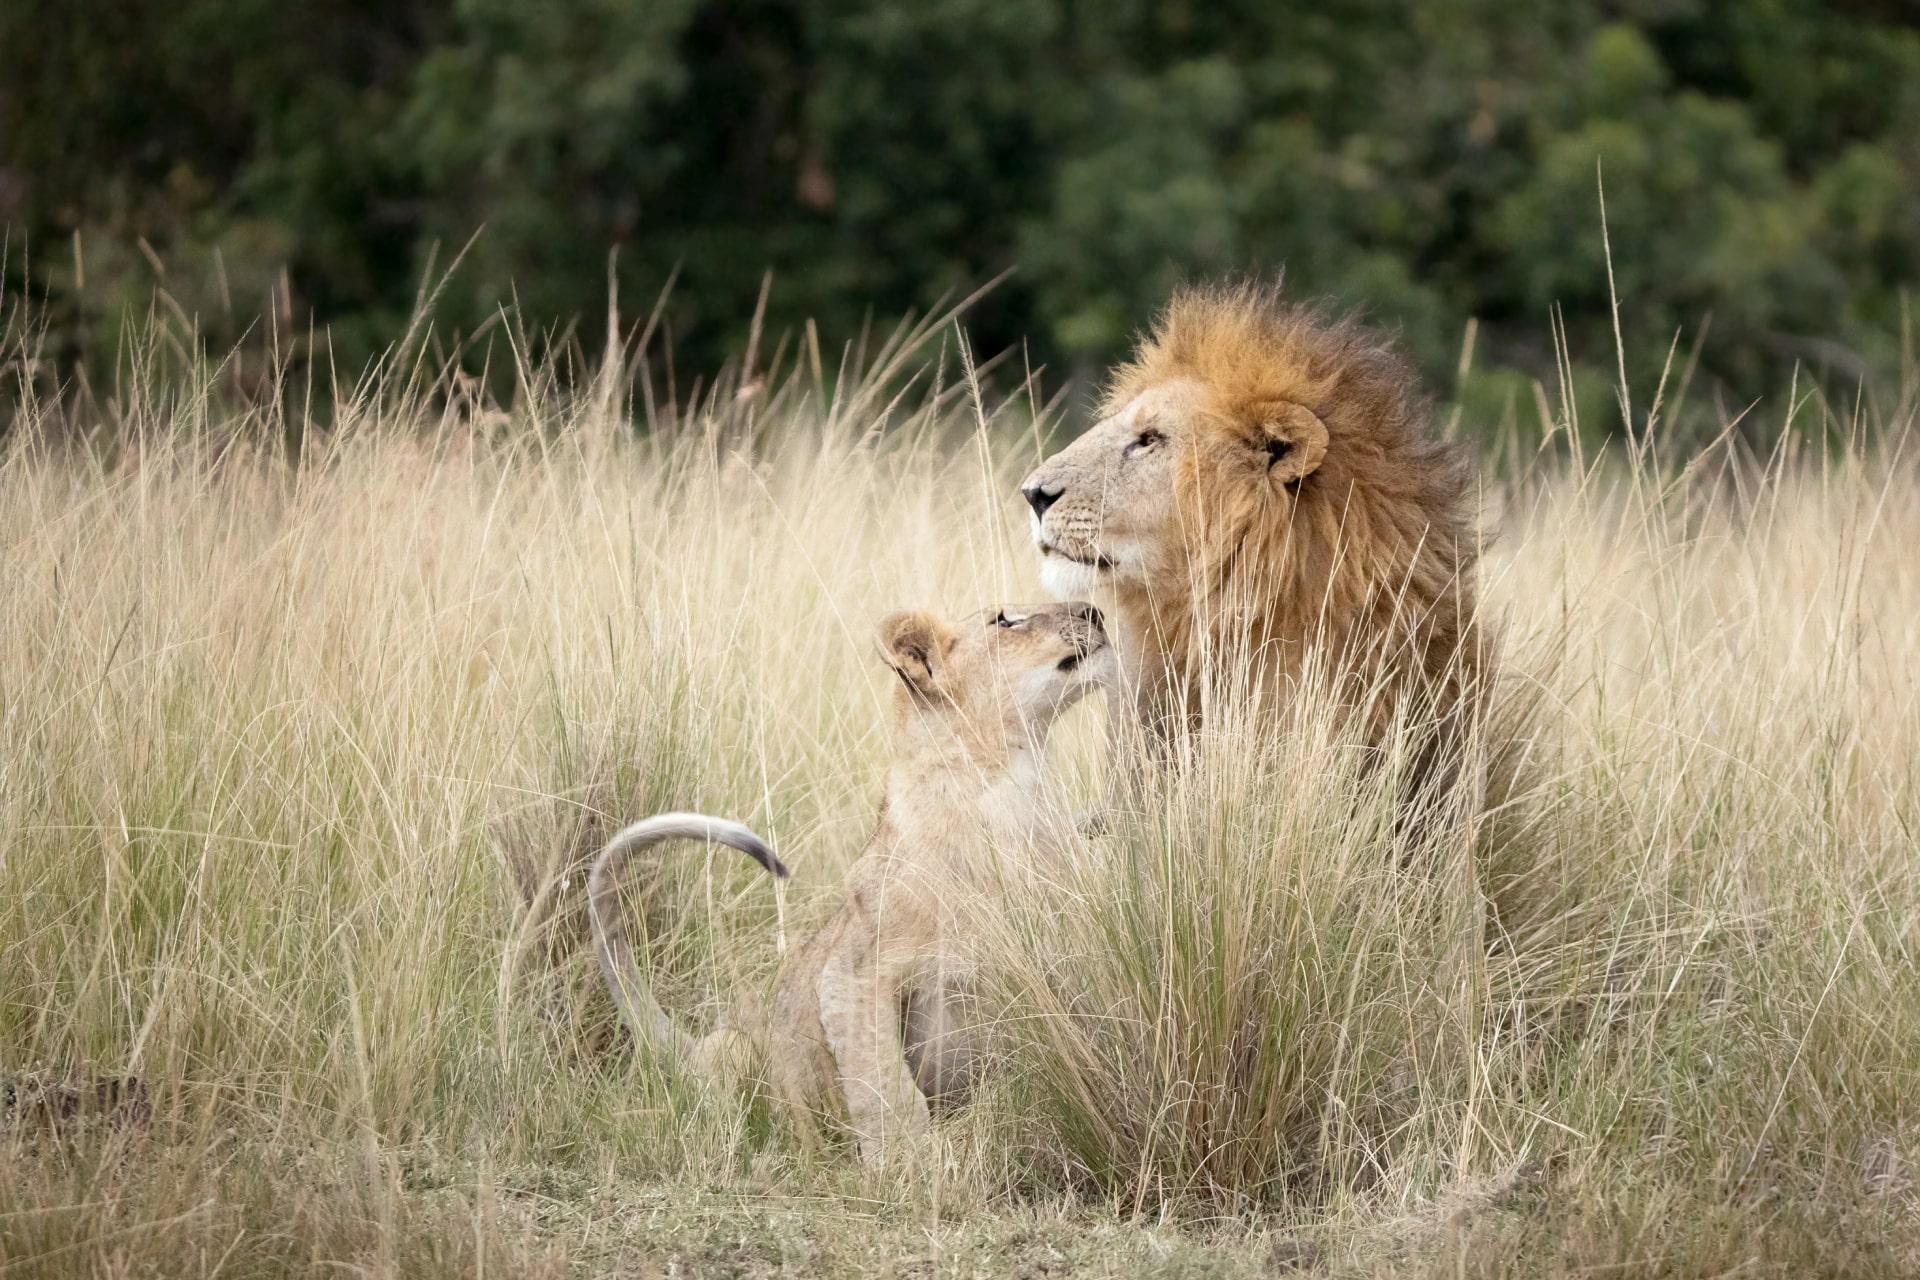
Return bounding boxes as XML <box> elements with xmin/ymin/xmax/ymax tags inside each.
<box><xmin>1038</xmin><ymin>553</ymin><xmax>1108</xmax><ymax>602</ymax></box>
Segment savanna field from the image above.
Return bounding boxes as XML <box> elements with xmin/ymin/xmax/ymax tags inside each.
<box><xmin>2</xmin><ymin>303</ymin><xmax>1918</xmax><ymax>1277</ymax></box>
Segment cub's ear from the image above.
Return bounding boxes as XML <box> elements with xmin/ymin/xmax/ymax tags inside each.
<box><xmin>1257</xmin><ymin>401</ymin><xmax>1330</xmax><ymax>487</ymax></box>
<box><xmin>877</xmin><ymin>610</ymin><xmax>955</xmax><ymax>698</ymax></box>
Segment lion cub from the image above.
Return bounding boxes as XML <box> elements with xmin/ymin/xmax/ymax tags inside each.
<box><xmin>588</xmin><ymin>601</ymin><xmax>1112</xmax><ymax>1166</ymax></box>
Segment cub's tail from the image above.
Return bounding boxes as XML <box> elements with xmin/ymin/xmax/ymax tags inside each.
<box><xmin>586</xmin><ymin>813</ymin><xmax>789</xmax><ymax>1058</ymax></box>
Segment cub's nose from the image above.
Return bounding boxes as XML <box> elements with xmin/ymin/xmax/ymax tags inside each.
<box><xmin>1066</xmin><ymin>601</ymin><xmax>1105</xmax><ymax>632</ymax></box>
<box><xmin>1022</xmin><ymin>483</ymin><xmax>1063</xmax><ymax>520</ymax></box>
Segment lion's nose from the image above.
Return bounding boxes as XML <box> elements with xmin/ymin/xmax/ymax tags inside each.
<box><xmin>1022</xmin><ymin>483</ymin><xmax>1063</xmax><ymax>520</ymax></box>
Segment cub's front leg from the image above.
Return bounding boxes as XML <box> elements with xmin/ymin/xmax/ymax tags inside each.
<box><xmin>814</xmin><ymin>886</ymin><xmax>934</xmax><ymax>1168</ymax></box>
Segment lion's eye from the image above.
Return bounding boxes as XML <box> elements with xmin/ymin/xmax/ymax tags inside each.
<box><xmin>992</xmin><ymin>611</ymin><xmax>1020</xmax><ymax>629</ymax></box>
<box><xmin>1123</xmin><ymin>429</ymin><xmax>1164</xmax><ymax>459</ymax></box>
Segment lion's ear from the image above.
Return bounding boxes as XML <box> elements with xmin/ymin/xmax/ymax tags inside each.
<box><xmin>877</xmin><ymin>610</ymin><xmax>954</xmax><ymax>698</ymax></box>
<box><xmin>1258</xmin><ymin>401</ymin><xmax>1330</xmax><ymax>487</ymax></box>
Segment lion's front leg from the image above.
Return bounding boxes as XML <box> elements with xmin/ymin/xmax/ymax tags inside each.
<box><xmin>815</xmin><ymin>901</ymin><xmax>934</xmax><ymax>1168</ymax></box>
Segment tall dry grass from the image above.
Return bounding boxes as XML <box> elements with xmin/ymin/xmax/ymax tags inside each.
<box><xmin>2</xmin><ymin>302</ymin><xmax>1917</xmax><ymax>1275</ymax></box>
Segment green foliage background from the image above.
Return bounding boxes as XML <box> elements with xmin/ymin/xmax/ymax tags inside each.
<box><xmin>4</xmin><ymin>0</ymin><xmax>1917</xmax><ymax>427</ymax></box>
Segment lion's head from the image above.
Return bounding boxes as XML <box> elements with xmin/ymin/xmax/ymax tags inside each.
<box><xmin>1019</xmin><ymin>282</ymin><xmax>1480</xmax><ymax>736</ymax></box>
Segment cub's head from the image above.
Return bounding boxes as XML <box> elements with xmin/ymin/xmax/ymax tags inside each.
<box><xmin>1017</xmin><ymin>282</ymin><xmax>1447</xmax><ymax>611</ymax></box>
<box><xmin>877</xmin><ymin>601</ymin><xmax>1113</xmax><ymax>747</ymax></box>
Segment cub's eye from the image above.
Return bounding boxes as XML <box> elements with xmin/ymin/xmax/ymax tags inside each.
<box><xmin>1123</xmin><ymin>429</ymin><xmax>1165</xmax><ymax>459</ymax></box>
<box><xmin>991</xmin><ymin>611</ymin><xmax>1021</xmax><ymax>628</ymax></box>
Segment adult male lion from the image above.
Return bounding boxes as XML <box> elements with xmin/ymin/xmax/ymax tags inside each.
<box><xmin>1019</xmin><ymin>282</ymin><xmax>1486</xmax><ymax>797</ymax></box>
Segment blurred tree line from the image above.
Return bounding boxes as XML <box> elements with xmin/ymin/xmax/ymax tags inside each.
<box><xmin>3</xmin><ymin>0</ymin><xmax>1916</xmax><ymax>435</ymax></box>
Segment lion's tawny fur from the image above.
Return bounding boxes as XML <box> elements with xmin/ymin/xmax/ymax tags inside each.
<box><xmin>1025</xmin><ymin>281</ymin><xmax>1488</xmax><ymax>780</ymax></box>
